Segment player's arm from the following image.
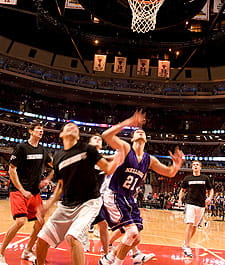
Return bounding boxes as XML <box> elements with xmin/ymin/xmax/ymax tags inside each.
<box><xmin>205</xmin><ymin>188</ymin><xmax>214</xmax><ymax>205</ymax></box>
<box><xmin>97</xmin><ymin>149</ymin><xmax>125</xmax><ymax>175</ymax></box>
<box><xmin>39</xmin><ymin>156</ymin><xmax>54</xmax><ymax>188</ymax></box>
<box><xmin>36</xmin><ymin>179</ymin><xmax>63</xmax><ymax>224</ymax></box>
<box><xmin>8</xmin><ymin>163</ymin><xmax>32</xmax><ymax>199</ymax></box>
<box><xmin>150</xmin><ymin>147</ymin><xmax>184</xmax><ymax>178</ymax></box>
<box><xmin>178</xmin><ymin>188</ymin><xmax>186</xmax><ymax>207</ymax></box>
<box><xmin>102</xmin><ymin>109</ymin><xmax>146</xmax><ymax>153</ymax></box>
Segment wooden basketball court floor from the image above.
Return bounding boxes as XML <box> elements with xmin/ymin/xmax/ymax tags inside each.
<box><xmin>0</xmin><ymin>199</ymin><xmax>225</xmax><ymax>265</ymax></box>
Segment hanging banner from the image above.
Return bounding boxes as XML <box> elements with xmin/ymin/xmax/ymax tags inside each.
<box><xmin>65</xmin><ymin>0</ymin><xmax>84</xmax><ymax>10</ymax></box>
<box><xmin>93</xmin><ymin>54</ymin><xmax>107</xmax><ymax>72</ymax></box>
<box><xmin>113</xmin><ymin>56</ymin><xmax>127</xmax><ymax>73</ymax></box>
<box><xmin>193</xmin><ymin>0</ymin><xmax>210</xmax><ymax>21</ymax></box>
<box><xmin>137</xmin><ymin>59</ymin><xmax>150</xmax><ymax>76</ymax></box>
<box><xmin>0</xmin><ymin>0</ymin><xmax>17</xmax><ymax>4</ymax></box>
<box><xmin>213</xmin><ymin>0</ymin><xmax>225</xmax><ymax>13</ymax></box>
<box><xmin>158</xmin><ymin>60</ymin><xmax>170</xmax><ymax>78</ymax></box>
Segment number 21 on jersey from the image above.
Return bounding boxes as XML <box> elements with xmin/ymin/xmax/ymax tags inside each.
<box><xmin>123</xmin><ymin>175</ymin><xmax>139</xmax><ymax>190</ymax></box>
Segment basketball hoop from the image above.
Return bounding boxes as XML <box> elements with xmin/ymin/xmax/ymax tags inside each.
<box><xmin>128</xmin><ymin>0</ymin><xmax>165</xmax><ymax>33</ymax></box>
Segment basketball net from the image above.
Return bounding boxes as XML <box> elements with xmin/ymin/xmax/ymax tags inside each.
<box><xmin>128</xmin><ymin>0</ymin><xmax>165</xmax><ymax>33</ymax></box>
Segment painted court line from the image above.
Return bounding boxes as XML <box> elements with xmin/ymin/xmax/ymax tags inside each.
<box><xmin>8</xmin><ymin>236</ymin><xmax>30</xmax><ymax>246</ymax></box>
<box><xmin>194</xmin><ymin>243</ymin><xmax>225</xmax><ymax>262</ymax></box>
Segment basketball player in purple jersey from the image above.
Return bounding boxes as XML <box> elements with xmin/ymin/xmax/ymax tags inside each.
<box><xmin>99</xmin><ymin>110</ymin><xmax>184</xmax><ymax>265</ymax></box>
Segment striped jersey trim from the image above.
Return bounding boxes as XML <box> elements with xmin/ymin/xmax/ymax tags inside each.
<box><xmin>59</xmin><ymin>152</ymin><xmax>87</xmax><ymax>171</ymax></box>
<box><xmin>188</xmin><ymin>180</ymin><xmax>206</xmax><ymax>185</ymax></box>
<box><xmin>27</xmin><ymin>154</ymin><xmax>43</xmax><ymax>160</ymax></box>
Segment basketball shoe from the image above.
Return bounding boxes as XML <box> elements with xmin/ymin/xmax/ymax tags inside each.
<box><xmin>133</xmin><ymin>251</ymin><xmax>156</xmax><ymax>265</ymax></box>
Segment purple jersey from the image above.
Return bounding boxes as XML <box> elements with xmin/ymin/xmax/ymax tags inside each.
<box><xmin>109</xmin><ymin>148</ymin><xmax>150</xmax><ymax>197</ymax></box>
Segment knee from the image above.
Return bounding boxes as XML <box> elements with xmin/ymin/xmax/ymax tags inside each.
<box><xmin>34</xmin><ymin>220</ymin><xmax>44</xmax><ymax>230</ymax></box>
<box><xmin>37</xmin><ymin>237</ymin><xmax>49</xmax><ymax>250</ymax></box>
<box><xmin>65</xmin><ymin>235</ymin><xmax>79</xmax><ymax>248</ymax></box>
<box><xmin>15</xmin><ymin>217</ymin><xmax>26</xmax><ymax>228</ymax></box>
<box><xmin>121</xmin><ymin>225</ymin><xmax>139</xmax><ymax>246</ymax></box>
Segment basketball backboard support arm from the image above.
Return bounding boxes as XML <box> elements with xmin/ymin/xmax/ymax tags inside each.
<box><xmin>53</xmin><ymin>0</ymin><xmax>90</xmax><ymax>73</ymax></box>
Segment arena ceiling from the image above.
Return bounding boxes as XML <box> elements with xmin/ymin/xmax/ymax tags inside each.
<box><xmin>0</xmin><ymin>0</ymin><xmax>225</xmax><ymax>69</ymax></box>
<box><xmin>0</xmin><ymin>1</ymin><xmax>225</xmax><ymax>111</ymax></box>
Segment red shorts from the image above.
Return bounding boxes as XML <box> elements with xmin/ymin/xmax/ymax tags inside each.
<box><xmin>10</xmin><ymin>191</ymin><xmax>42</xmax><ymax>221</ymax></box>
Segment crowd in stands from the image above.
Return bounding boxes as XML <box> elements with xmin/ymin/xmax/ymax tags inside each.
<box><xmin>1</xmin><ymin>54</ymin><xmax>225</xmax><ymax>97</ymax></box>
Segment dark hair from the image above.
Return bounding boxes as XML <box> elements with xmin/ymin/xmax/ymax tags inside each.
<box><xmin>89</xmin><ymin>133</ymin><xmax>102</xmax><ymax>139</ymax></box>
<box><xmin>28</xmin><ymin>121</ymin><xmax>43</xmax><ymax>131</ymax></box>
<box><xmin>59</xmin><ymin>121</ymin><xmax>78</xmax><ymax>133</ymax></box>
<box><xmin>191</xmin><ymin>161</ymin><xmax>202</xmax><ymax>167</ymax></box>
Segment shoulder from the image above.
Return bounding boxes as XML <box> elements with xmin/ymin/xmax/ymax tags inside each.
<box><xmin>37</xmin><ymin>144</ymin><xmax>47</xmax><ymax>152</ymax></box>
<box><xmin>144</xmin><ymin>152</ymin><xmax>150</xmax><ymax>158</ymax></box>
<box><xmin>202</xmin><ymin>174</ymin><xmax>211</xmax><ymax>181</ymax></box>
<box><xmin>183</xmin><ymin>175</ymin><xmax>191</xmax><ymax>181</ymax></box>
<box><xmin>14</xmin><ymin>142</ymin><xmax>27</xmax><ymax>151</ymax></box>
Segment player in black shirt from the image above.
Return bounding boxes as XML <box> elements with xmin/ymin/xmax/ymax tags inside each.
<box><xmin>178</xmin><ymin>161</ymin><xmax>214</xmax><ymax>257</ymax></box>
<box><xmin>0</xmin><ymin>122</ymin><xmax>52</xmax><ymax>265</ymax></box>
<box><xmin>36</xmin><ymin>121</ymin><xmax>123</xmax><ymax>265</ymax></box>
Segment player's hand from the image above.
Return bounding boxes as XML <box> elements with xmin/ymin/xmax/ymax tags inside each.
<box><xmin>39</xmin><ymin>178</ymin><xmax>50</xmax><ymax>189</ymax></box>
<box><xmin>169</xmin><ymin>146</ymin><xmax>184</xmax><ymax>169</ymax></box>
<box><xmin>20</xmin><ymin>189</ymin><xmax>32</xmax><ymax>199</ymax></box>
<box><xmin>127</xmin><ymin>109</ymin><xmax>146</xmax><ymax>128</ymax></box>
<box><xmin>36</xmin><ymin>205</ymin><xmax>47</xmax><ymax>225</ymax></box>
<box><xmin>177</xmin><ymin>200</ymin><xmax>182</xmax><ymax>208</ymax></box>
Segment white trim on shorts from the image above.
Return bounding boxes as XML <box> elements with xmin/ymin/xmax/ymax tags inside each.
<box><xmin>184</xmin><ymin>203</ymin><xmax>205</xmax><ymax>226</ymax></box>
<box><xmin>103</xmin><ymin>189</ymin><xmax>122</xmax><ymax>224</ymax></box>
<box><xmin>38</xmin><ymin>197</ymin><xmax>102</xmax><ymax>247</ymax></box>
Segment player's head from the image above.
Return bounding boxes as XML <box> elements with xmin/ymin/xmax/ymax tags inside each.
<box><xmin>59</xmin><ymin>121</ymin><xmax>80</xmax><ymax>141</ymax></box>
<box><xmin>131</xmin><ymin>129</ymin><xmax>147</xmax><ymax>143</ymax></box>
<box><xmin>191</xmin><ymin>161</ymin><xmax>202</xmax><ymax>173</ymax></box>
<box><xmin>28</xmin><ymin>122</ymin><xmax>44</xmax><ymax>140</ymax></box>
<box><xmin>89</xmin><ymin>133</ymin><xmax>102</xmax><ymax>151</ymax></box>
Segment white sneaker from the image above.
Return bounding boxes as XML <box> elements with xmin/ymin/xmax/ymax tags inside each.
<box><xmin>182</xmin><ymin>246</ymin><xmax>192</xmax><ymax>257</ymax></box>
<box><xmin>204</xmin><ymin>221</ymin><xmax>209</xmax><ymax>228</ymax></box>
<box><xmin>98</xmin><ymin>254</ymin><xmax>114</xmax><ymax>265</ymax></box>
<box><xmin>133</xmin><ymin>252</ymin><xmax>156</xmax><ymax>265</ymax></box>
<box><xmin>89</xmin><ymin>225</ymin><xmax>94</xmax><ymax>232</ymax></box>
<box><xmin>0</xmin><ymin>254</ymin><xmax>8</xmax><ymax>265</ymax></box>
<box><xmin>21</xmin><ymin>249</ymin><xmax>36</xmax><ymax>263</ymax></box>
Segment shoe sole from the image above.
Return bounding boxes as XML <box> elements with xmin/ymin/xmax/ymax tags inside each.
<box><xmin>143</xmin><ymin>254</ymin><xmax>156</xmax><ymax>262</ymax></box>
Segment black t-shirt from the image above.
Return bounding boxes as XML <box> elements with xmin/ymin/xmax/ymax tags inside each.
<box><xmin>9</xmin><ymin>142</ymin><xmax>51</xmax><ymax>195</ymax></box>
<box><xmin>181</xmin><ymin>174</ymin><xmax>213</xmax><ymax>207</ymax></box>
<box><xmin>53</xmin><ymin>141</ymin><xmax>102</xmax><ymax>207</ymax></box>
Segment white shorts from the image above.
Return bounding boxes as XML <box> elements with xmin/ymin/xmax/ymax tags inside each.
<box><xmin>38</xmin><ymin>197</ymin><xmax>102</xmax><ymax>247</ymax></box>
<box><xmin>184</xmin><ymin>204</ymin><xmax>205</xmax><ymax>226</ymax></box>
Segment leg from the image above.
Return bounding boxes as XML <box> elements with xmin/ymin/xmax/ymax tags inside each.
<box><xmin>0</xmin><ymin>217</ymin><xmax>26</xmax><ymax>255</ymax></box>
<box><xmin>109</xmin><ymin>229</ymin><xmax>122</xmax><ymax>246</ymax></box>
<box><xmin>115</xmin><ymin>225</ymin><xmax>140</xmax><ymax>262</ymax></box>
<box><xmin>36</xmin><ymin>238</ymin><xmax>50</xmax><ymax>265</ymax></box>
<box><xmin>98</xmin><ymin>220</ymin><xmax>109</xmax><ymax>253</ymax></box>
<box><xmin>26</xmin><ymin>220</ymin><xmax>43</xmax><ymax>252</ymax></box>
<box><xmin>184</xmin><ymin>223</ymin><xmax>196</xmax><ymax>247</ymax></box>
<box><xmin>66</xmin><ymin>235</ymin><xmax>85</xmax><ymax>265</ymax></box>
